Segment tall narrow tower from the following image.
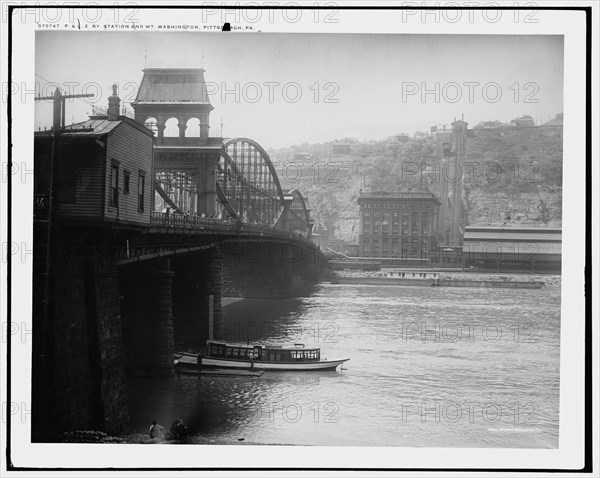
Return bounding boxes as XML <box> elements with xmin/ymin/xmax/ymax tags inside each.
<box><xmin>132</xmin><ymin>68</ymin><xmax>213</xmax><ymax>143</ymax></box>
<box><xmin>432</xmin><ymin>119</ymin><xmax>468</xmax><ymax>246</ymax></box>
<box><xmin>448</xmin><ymin>119</ymin><xmax>468</xmax><ymax>246</ymax></box>
<box><xmin>132</xmin><ymin>68</ymin><xmax>222</xmax><ymax>215</ymax></box>
<box><xmin>433</xmin><ymin>124</ymin><xmax>452</xmax><ymax>245</ymax></box>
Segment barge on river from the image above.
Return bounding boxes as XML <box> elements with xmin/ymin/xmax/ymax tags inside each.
<box><xmin>200</xmin><ymin>340</ymin><xmax>349</xmax><ymax>371</ymax></box>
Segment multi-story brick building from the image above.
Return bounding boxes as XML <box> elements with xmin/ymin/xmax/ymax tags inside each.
<box><xmin>358</xmin><ymin>191</ymin><xmax>440</xmax><ymax>257</ymax></box>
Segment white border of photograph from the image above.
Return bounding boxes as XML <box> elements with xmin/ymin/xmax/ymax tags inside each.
<box><xmin>1</xmin><ymin>1</ymin><xmax>596</xmax><ymax>475</ymax></box>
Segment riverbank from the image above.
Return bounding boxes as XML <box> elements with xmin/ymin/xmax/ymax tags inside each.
<box><xmin>120</xmin><ymin>432</ymin><xmax>293</xmax><ymax>445</ymax></box>
<box><xmin>329</xmin><ymin>269</ymin><xmax>561</xmax><ymax>287</ymax></box>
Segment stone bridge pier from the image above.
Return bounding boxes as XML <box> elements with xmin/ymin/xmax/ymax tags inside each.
<box><xmin>172</xmin><ymin>247</ymin><xmax>222</xmax><ymax>350</ymax></box>
<box><xmin>120</xmin><ymin>247</ymin><xmax>223</xmax><ymax>377</ymax></box>
<box><xmin>221</xmin><ymin>240</ymin><xmax>322</xmax><ymax>298</ymax></box>
<box><xmin>121</xmin><ymin>258</ymin><xmax>176</xmax><ymax>377</ymax></box>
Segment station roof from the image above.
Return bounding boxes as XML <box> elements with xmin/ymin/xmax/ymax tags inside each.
<box><xmin>464</xmin><ymin>226</ymin><xmax>562</xmax><ymax>242</ymax></box>
<box><xmin>358</xmin><ymin>191</ymin><xmax>440</xmax><ymax>203</ymax></box>
<box><xmin>463</xmin><ymin>226</ymin><xmax>562</xmax><ymax>256</ymax></box>
<box><xmin>133</xmin><ymin>68</ymin><xmax>211</xmax><ymax>104</ymax></box>
<box><xmin>35</xmin><ymin>116</ymin><xmax>153</xmax><ymax>138</ymax></box>
<box><xmin>463</xmin><ymin>241</ymin><xmax>562</xmax><ymax>255</ymax></box>
<box><xmin>63</xmin><ymin>118</ymin><xmax>122</xmax><ymax>136</ymax></box>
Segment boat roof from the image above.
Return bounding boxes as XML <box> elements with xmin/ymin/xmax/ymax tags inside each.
<box><xmin>207</xmin><ymin>340</ymin><xmax>319</xmax><ymax>351</ymax></box>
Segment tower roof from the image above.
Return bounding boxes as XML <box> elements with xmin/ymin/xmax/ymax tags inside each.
<box><xmin>133</xmin><ymin>68</ymin><xmax>211</xmax><ymax>105</ymax></box>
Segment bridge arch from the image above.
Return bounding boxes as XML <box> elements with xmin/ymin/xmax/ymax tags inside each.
<box><xmin>286</xmin><ymin>189</ymin><xmax>312</xmax><ymax>237</ymax></box>
<box><xmin>217</xmin><ymin>138</ymin><xmax>286</xmax><ymax>227</ymax></box>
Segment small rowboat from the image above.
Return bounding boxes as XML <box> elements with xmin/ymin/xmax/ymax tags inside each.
<box><xmin>200</xmin><ymin>340</ymin><xmax>349</xmax><ymax>371</ymax></box>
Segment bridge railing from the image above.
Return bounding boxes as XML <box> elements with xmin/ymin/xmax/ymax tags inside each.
<box><xmin>150</xmin><ymin>211</ymin><xmax>238</xmax><ymax>231</ymax></box>
<box><xmin>149</xmin><ymin>211</ymin><xmax>310</xmax><ymax>243</ymax></box>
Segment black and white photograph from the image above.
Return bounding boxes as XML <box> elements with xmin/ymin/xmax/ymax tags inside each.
<box><xmin>2</xmin><ymin>2</ymin><xmax>595</xmax><ymax>475</ymax></box>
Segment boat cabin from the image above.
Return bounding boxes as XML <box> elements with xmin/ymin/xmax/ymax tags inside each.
<box><xmin>385</xmin><ymin>269</ymin><xmax>439</xmax><ymax>279</ymax></box>
<box><xmin>206</xmin><ymin>340</ymin><xmax>321</xmax><ymax>362</ymax></box>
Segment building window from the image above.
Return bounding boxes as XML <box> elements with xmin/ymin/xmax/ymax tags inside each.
<box><xmin>138</xmin><ymin>171</ymin><xmax>146</xmax><ymax>212</ymax></box>
<box><xmin>373</xmin><ymin>211</ymin><xmax>382</xmax><ymax>234</ymax></box>
<box><xmin>411</xmin><ymin>212</ymin><xmax>419</xmax><ymax>235</ymax></box>
<box><xmin>362</xmin><ymin>212</ymin><xmax>371</xmax><ymax>235</ymax></box>
<box><xmin>123</xmin><ymin>171</ymin><xmax>130</xmax><ymax>194</ymax></box>
<box><xmin>362</xmin><ymin>241</ymin><xmax>370</xmax><ymax>254</ymax></box>
<box><xmin>392</xmin><ymin>239</ymin><xmax>399</xmax><ymax>254</ymax></box>
<box><xmin>403</xmin><ymin>241</ymin><xmax>418</xmax><ymax>256</ymax></box>
<box><xmin>421</xmin><ymin>212</ymin><xmax>431</xmax><ymax>235</ymax></box>
<box><xmin>382</xmin><ymin>212</ymin><xmax>390</xmax><ymax>234</ymax></box>
<box><xmin>110</xmin><ymin>160</ymin><xmax>119</xmax><ymax>207</ymax></box>
<box><xmin>402</xmin><ymin>212</ymin><xmax>409</xmax><ymax>235</ymax></box>
<box><xmin>382</xmin><ymin>238</ymin><xmax>389</xmax><ymax>253</ymax></box>
<box><xmin>392</xmin><ymin>212</ymin><xmax>400</xmax><ymax>234</ymax></box>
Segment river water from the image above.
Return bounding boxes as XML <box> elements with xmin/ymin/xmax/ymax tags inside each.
<box><xmin>127</xmin><ymin>282</ymin><xmax>560</xmax><ymax>448</ymax></box>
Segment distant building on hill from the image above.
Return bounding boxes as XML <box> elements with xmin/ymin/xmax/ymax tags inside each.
<box><xmin>475</xmin><ymin>120</ymin><xmax>505</xmax><ymax>129</ymax></box>
<box><xmin>294</xmin><ymin>152</ymin><xmax>312</xmax><ymax>162</ymax></box>
<box><xmin>510</xmin><ymin>115</ymin><xmax>535</xmax><ymax>127</ymax></box>
<box><xmin>332</xmin><ymin>143</ymin><xmax>351</xmax><ymax>155</ymax></box>
<box><xmin>396</xmin><ymin>133</ymin><xmax>410</xmax><ymax>143</ymax></box>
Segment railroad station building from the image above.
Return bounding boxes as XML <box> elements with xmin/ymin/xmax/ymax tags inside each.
<box><xmin>462</xmin><ymin>226</ymin><xmax>562</xmax><ymax>272</ymax></box>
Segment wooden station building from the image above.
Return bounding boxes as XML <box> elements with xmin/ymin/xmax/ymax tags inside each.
<box><xmin>34</xmin><ymin>86</ymin><xmax>155</xmax><ymax>228</ymax></box>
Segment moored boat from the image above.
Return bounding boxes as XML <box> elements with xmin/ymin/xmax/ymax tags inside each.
<box><xmin>200</xmin><ymin>340</ymin><xmax>349</xmax><ymax>371</ymax></box>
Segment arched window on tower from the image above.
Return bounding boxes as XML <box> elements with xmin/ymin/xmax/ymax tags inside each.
<box><xmin>185</xmin><ymin>117</ymin><xmax>200</xmax><ymax>137</ymax></box>
<box><xmin>164</xmin><ymin>117</ymin><xmax>179</xmax><ymax>137</ymax></box>
<box><xmin>143</xmin><ymin>117</ymin><xmax>158</xmax><ymax>136</ymax></box>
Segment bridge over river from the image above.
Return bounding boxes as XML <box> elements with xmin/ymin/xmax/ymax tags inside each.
<box><xmin>32</xmin><ymin>68</ymin><xmax>328</xmax><ymax>441</ymax></box>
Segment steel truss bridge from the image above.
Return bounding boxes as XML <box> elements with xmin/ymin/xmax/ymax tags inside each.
<box><xmin>118</xmin><ymin>137</ymin><xmax>317</xmax><ymax>265</ymax></box>
<box><xmin>153</xmin><ymin>137</ymin><xmax>312</xmax><ymax>236</ymax></box>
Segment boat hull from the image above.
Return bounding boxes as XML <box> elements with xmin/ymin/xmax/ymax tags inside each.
<box><xmin>200</xmin><ymin>357</ymin><xmax>349</xmax><ymax>371</ymax></box>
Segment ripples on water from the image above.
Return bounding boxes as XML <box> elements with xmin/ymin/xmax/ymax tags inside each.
<box><xmin>127</xmin><ymin>283</ymin><xmax>560</xmax><ymax>448</ymax></box>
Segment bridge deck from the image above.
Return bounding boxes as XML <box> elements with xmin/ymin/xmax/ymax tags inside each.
<box><xmin>149</xmin><ymin>212</ymin><xmax>308</xmax><ymax>242</ymax></box>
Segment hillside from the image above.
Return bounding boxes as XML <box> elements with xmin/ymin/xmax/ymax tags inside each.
<box><xmin>268</xmin><ymin>126</ymin><xmax>563</xmax><ymax>242</ymax></box>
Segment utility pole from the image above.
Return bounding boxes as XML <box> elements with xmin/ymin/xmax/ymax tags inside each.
<box><xmin>35</xmin><ymin>87</ymin><xmax>94</xmax><ymax>129</ymax></box>
<box><xmin>33</xmin><ymin>87</ymin><xmax>94</xmax><ymax>439</ymax></box>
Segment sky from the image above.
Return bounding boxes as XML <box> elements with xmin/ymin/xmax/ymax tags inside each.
<box><xmin>35</xmin><ymin>32</ymin><xmax>564</xmax><ymax>149</ymax></box>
